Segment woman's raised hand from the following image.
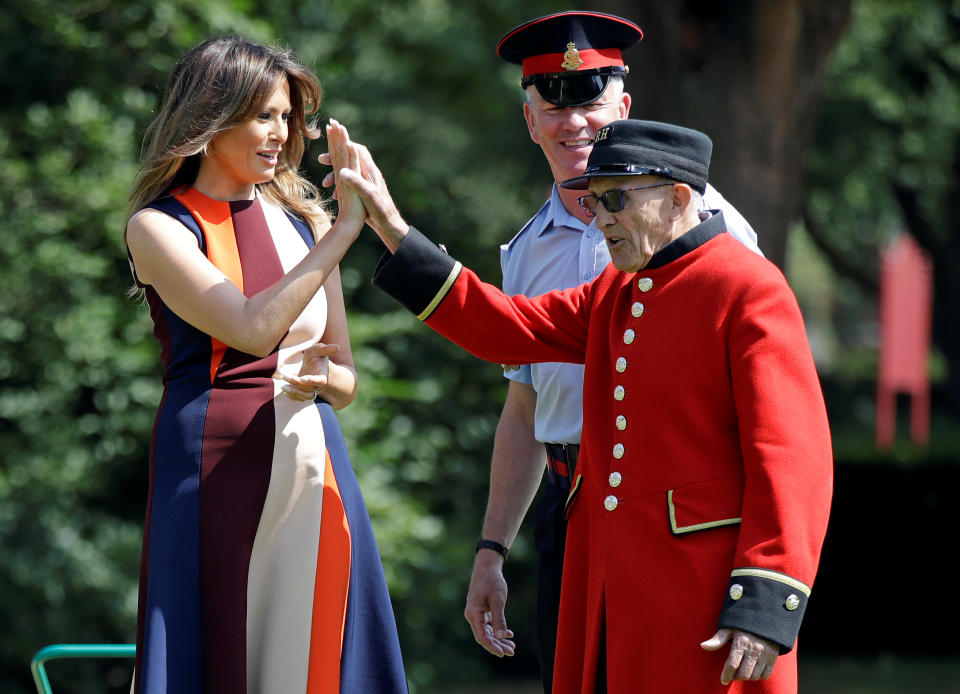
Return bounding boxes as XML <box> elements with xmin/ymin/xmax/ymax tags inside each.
<box><xmin>325</xmin><ymin>119</ymin><xmax>366</xmax><ymax>235</ymax></box>
<box><xmin>318</xmin><ymin>124</ymin><xmax>410</xmax><ymax>253</ymax></box>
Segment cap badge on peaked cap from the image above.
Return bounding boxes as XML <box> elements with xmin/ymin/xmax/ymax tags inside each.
<box><xmin>561</xmin><ymin>42</ymin><xmax>584</xmax><ymax>71</ymax></box>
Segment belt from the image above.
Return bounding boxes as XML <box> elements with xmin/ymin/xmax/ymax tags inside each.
<box><xmin>545</xmin><ymin>443</ymin><xmax>579</xmax><ymax>490</ymax></box>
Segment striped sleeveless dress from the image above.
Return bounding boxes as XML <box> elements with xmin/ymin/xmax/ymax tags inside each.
<box><xmin>132</xmin><ymin>187</ymin><xmax>407</xmax><ymax>694</ymax></box>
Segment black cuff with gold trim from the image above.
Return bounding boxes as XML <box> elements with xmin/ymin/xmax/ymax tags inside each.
<box><xmin>716</xmin><ymin>569</ymin><xmax>811</xmax><ymax>653</ymax></box>
<box><xmin>372</xmin><ymin>226</ymin><xmax>461</xmax><ymax>321</ymax></box>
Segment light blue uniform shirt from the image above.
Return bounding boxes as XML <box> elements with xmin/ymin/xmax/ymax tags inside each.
<box><xmin>500</xmin><ymin>183</ymin><xmax>761</xmax><ymax>445</ymax></box>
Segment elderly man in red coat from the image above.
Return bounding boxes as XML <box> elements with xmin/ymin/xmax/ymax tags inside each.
<box><xmin>332</xmin><ymin>119</ymin><xmax>833</xmax><ymax>693</ymax></box>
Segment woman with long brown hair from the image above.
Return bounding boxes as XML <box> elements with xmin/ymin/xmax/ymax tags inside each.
<box><xmin>125</xmin><ymin>36</ymin><xmax>407</xmax><ymax>694</ymax></box>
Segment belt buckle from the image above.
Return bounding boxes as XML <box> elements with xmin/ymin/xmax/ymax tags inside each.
<box><xmin>545</xmin><ymin>443</ymin><xmax>578</xmax><ymax>486</ymax></box>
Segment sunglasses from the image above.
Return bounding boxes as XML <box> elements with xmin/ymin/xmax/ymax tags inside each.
<box><xmin>527</xmin><ymin>74</ymin><xmax>608</xmax><ymax>107</ymax></box>
<box><xmin>520</xmin><ymin>67</ymin><xmax>627</xmax><ymax>107</ymax></box>
<box><xmin>578</xmin><ymin>183</ymin><xmax>674</xmax><ymax>217</ymax></box>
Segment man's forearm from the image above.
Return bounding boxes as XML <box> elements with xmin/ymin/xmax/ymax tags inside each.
<box><xmin>480</xmin><ymin>382</ymin><xmax>545</xmax><ymax>548</ymax></box>
<box><xmin>372</xmin><ymin>214</ymin><xmax>409</xmax><ymax>254</ymax></box>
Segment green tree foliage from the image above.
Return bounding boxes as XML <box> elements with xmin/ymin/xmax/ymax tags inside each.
<box><xmin>0</xmin><ymin>1</ymin><xmax>558</xmax><ymax>692</ymax></box>
<box><xmin>800</xmin><ymin>0</ymin><xmax>960</xmax><ymax>440</ymax></box>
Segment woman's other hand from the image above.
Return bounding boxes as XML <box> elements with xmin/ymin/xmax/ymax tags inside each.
<box><xmin>277</xmin><ymin>342</ymin><xmax>340</xmax><ymax>401</ymax></box>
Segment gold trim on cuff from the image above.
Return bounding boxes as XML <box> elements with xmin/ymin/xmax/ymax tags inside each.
<box><xmin>417</xmin><ymin>261</ymin><xmax>463</xmax><ymax>321</ymax></box>
<box><xmin>730</xmin><ymin>568</ymin><xmax>812</xmax><ymax>597</ymax></box>
<box><xmin>667</xmin><ymin>489</ymin><xmax>742</xmax><ymax>534</ymax></box>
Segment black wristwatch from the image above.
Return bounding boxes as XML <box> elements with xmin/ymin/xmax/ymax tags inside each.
<box><xmin>475</xmin><ymin>538</ymin><xmax>509</xmax><ymax>560</ymax></box>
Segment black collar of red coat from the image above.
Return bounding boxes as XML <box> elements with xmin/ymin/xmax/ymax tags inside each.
<box><xmin>643</xmin><ymin>210</ymin><xmax>726</xmax><ymax>271</ymax></box>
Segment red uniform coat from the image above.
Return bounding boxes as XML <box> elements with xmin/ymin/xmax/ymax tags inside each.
<box><xmin>374</xmin><ymin>215</ymin><xmax>833</xmax><ymax>694</ymax></box>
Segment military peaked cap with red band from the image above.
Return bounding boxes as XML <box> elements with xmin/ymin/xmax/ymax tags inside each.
<box><xmin>497</xmin><ymin>11</ymin><xmax>643</xmax><ymax>107</ymax></box>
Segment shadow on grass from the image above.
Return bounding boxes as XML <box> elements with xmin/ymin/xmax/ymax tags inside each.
<box><xmin>437</xmin><ymin>656</ymin><xmax>960</xmax><ymax>693</ymax></box>
<box><xmin>801</xmin><ymin>655</ymin><xmax>960</xmax><ymax>694</ymax></box>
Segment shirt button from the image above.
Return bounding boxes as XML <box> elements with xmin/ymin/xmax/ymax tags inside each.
<box><xmin>616</xmin><ymin>415</ymin><xmax>627</xmax><ymax>430</ymax></box>
<box><xmin>615</xmin><ymin>357</ymin><xmax>627</xmax><ymax>373</ymax></box>
<box><xmin>729</xmin><ymin>584</ymin><xmax>744</xmax><ymax>600</ymax></box>
<box><xmin>604</xmin><ymin>495</ymin><xmax>618</xmax><ymax>511</ymax></box>
<box><xmin>623</xmin><ymin>329</ymin><xmax>635</xmax><ymax>344</ymax></box>
<box><xmin>584</xmin><ymin>272</ymin><xmax>592</xmax><ymax>279</ymax></box>
<box><xmin>586</xmin><ymin>230</ymin><xmax>594</xmax><ymax>238</ymax></box>
<box><xmin>785</xmin><ymin>594</ymin><xmax>801</xmax><ymax>611</ymax></box>
<box><xmin>614</xmin><ymin>385</ymin><xmax>625</xmax><ymax>401</ymax></box>
<box><xmin>631</xmin><ymin>301</ymin><xmax>644</xmax><ymax>318</ymax></box>
<box><xmin>638</xmin><ymin>277</ymin><xmax>653</xmax><ymax>292</ymax></box>
<box><xmin>609</xmin><ymin>471</ymin><xmax>622</xmax><ymax>487</ymax></box>
<box><xmin>612</xmin><ymin>443</ymin><xmax>624</xmax><ymax>459</ymax></box>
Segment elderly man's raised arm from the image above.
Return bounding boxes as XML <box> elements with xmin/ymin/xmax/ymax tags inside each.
<box><xmin>370</xmin><ymin>226</ymin><xmax>593</xmax><ymax>368</ymax></box>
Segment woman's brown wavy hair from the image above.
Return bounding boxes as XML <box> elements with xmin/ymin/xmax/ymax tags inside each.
<box><xmin>125</xmin><ymin>35</ymin><xmax>329</xmax><ymax>243</ymax></box>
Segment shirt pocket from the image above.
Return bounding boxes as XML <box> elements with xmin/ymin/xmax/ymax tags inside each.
<box><xmin>666</xmin><ymin>474</ymin><xmax>744</xmax><ymax>535</ymax></box>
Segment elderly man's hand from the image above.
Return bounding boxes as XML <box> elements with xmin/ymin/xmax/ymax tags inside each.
<box><xmin>700</xmin><ymin>628</ymin><xmax>779</xmax><ymax>684</ymax></box>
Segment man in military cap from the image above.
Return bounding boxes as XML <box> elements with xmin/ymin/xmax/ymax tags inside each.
<box><xmin>337</xmin><ymin>117</ymin><xmax>832</xmax><ymax>693</ymax></box>
<box><xmin>464</xmin><ymin>12</ymin><xmax>762</xmax><ymax>693</ymax></box>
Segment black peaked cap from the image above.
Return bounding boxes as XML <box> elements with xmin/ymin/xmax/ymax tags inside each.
<box><xmin>560</xmin><ymin>120</ymin><xmax>712</xmax><ymax>194</ymax></box>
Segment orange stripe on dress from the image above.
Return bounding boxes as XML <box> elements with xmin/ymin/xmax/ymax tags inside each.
<box><xmin>175</xmin><ymin>188</ymin><xmax>244</xmax><ymax>383</ymax></box>
<box><xmin>306</xmin><ymin>449</ymin><xmax>352</xmax><ymax>694</ymax></box>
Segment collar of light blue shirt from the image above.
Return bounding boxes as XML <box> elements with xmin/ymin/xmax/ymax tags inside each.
<box><xmin>538</xmin><ymin>184</ymin><xmax>596</xmax><ymax>237</ymax></box>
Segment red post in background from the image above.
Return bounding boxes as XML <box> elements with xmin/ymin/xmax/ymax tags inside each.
<box><xmin>877</xmin><ymin>233</ymin><xmax>933</xmax><ymax>449</ymax></box>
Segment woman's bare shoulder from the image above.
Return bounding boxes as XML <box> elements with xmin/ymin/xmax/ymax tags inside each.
<box><xmin>126</xmin><ymin>206</ymin><xmax>198</xmax><ymax>247</ymax></box>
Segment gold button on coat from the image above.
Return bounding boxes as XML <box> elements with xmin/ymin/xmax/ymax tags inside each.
<box><xmin>631</xmin><ymin>301</ymin><xmax>644</xmax><ymax>317</ymax></box>
<box><xmin>614</xmin><ymin>385</ymin><xmax>625</xmax><ymax>401</ymax></box>
<box><xmin>785</xmin><ymin>594</ymin><xmax>800</xmax><ymax>611</ymax></box>
<box><xmin>623</xmin><ymin>329</ymin><xmax>635</xmax><ymax>344</ymax></box>
<box><xmin>615</xmin><ymin>357</ymin><xmax>627</xmax><ymax>373</ymax></box>
<box><xmin>604</xmin><ymin>495</ymin><xmax>618</xmax><ymax>511</ymax></box>
<box><xmin>613</xmin><ymin>443</ymin><xmax>624</xmax><ymax>459</ymax></box>
<box><xmin>638</xmin><ymin>277</ymin><xmax>653</xmax><ymax>292</ymax></box>
<box><xmin>608</xmin><ymin>472</ymin><xmax>622</xmax><ymax>487</ymax></box>
<box><xmin>729</xmin><ymin>584</ymin><xmax>744</xmax><ymax>600</ymax></box>
<box><xmin>616</xmin><ymin>415</ymin><xmax>627</xmax><ymax>430</ymax></box>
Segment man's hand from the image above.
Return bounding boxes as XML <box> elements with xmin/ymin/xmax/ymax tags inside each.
<box><xmin>464</xmin><ymin>550</ymin><xmax>515</xmax><ymax>657</ymax></box>
<box><xmin>700</xmin><ymin>628</ymin><xmax>779</xmax><ymax>684</ymax></box>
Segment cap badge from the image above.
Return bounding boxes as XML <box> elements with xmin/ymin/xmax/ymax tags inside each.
<box><xmin>561</xmin><ymin>42</ymin><xmax>584</xmax><ymax>71</ymax></box>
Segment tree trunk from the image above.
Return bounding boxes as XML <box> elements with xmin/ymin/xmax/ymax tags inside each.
<box><xmin>584</xmin><ymin>0</ymin><xmax>850</xmax><ymax>267</ymax></box>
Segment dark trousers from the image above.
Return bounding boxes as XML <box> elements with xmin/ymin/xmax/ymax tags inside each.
<box><xmin>532</xmin><ymin>480</ymin><xmax>569</xmax><ymax>694</ymax></box>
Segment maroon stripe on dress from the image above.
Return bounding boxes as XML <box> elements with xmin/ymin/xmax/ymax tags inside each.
<box><xmin>231</xmin><ymin>198</ymin><xmax>286</xmax><ymax>297</ymax></box>
<box><xmin>198</xmin><ymin>199</ymin><xmax>286</xmax><ymax>694</ymax></box>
